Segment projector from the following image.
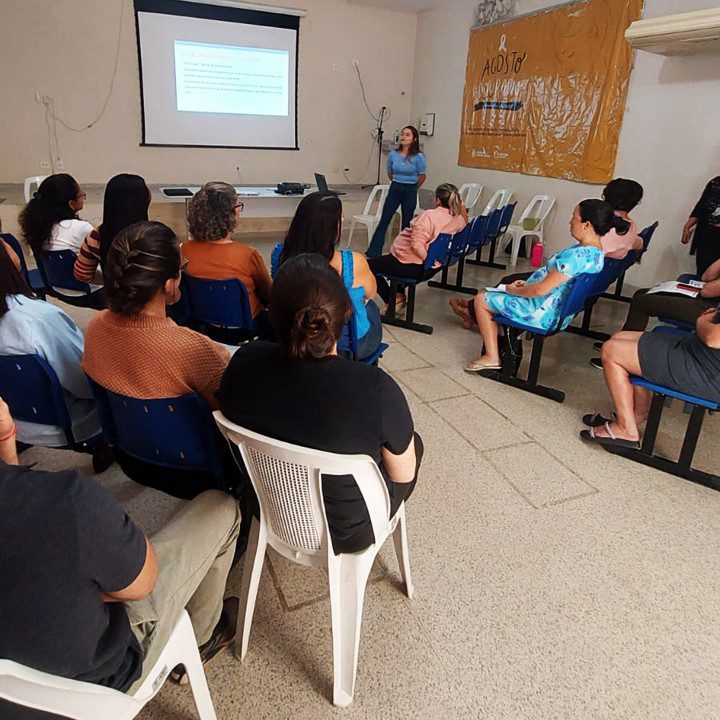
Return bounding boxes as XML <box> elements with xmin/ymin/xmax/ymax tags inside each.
<box><xmin>276</xmin><ymin>182</ymin><xmax>306</xmax><ymax>195</ymax></box>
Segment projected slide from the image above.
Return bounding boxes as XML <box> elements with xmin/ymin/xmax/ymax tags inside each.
<box><xmin>174</xmin><ymin>40</ymin><xmax>289</xmax><ymax>116</ymax></box>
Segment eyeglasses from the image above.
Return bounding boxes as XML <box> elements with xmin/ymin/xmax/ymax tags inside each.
<box><xmin>76</xmin><ymin>192</ymin><xmax>87</xmax><ymax>200</ymax></box>
<box><xmin>235</xmin><ymin>201</ymin><xmax>244</xmax><ymax>212</ymax></box>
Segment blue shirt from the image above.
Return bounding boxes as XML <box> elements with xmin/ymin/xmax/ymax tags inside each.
<box><xmin>387</xmin><ymin>150</ymin><xmax>427</xmax><ymax>185</ymax></box>
<box><xmin>0</xmin><ymin>295</ymin><xmax>101</xmax><ymax>446</ymax></box>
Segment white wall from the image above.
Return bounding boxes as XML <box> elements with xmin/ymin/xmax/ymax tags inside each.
<box><xmin>0</xmin><ymin>0</ymin><xmax>416</xmax><ymax>186</ymax></box>
<box><xmin>411</xmin><ymin>0</ymin><xmax>720</xmax><ymax>286</ymax></box>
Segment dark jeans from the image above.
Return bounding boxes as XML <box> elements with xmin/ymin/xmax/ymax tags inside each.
<box><xmin>622</xmin><ymin>288</ymin><xmax>716</xmax><ymax>332</ymax></box>
<box><xmin>367</xmin><ymin>254</ymin><xmax>437</xmax><ymax>303</ymax></box>
<box><xmin>366</xmin><ymin>181</ymin><xmax>418</xmax><ymax>259</ymax></box>
<box><xmin>692</xmin><ymin>224</ymin><xmax>720</xmax><ymax>276</ymax></box>
<box><xmin>356</xmin><ymin>299</ymin><xmax>383</xmax><ymax>360</ymax></box>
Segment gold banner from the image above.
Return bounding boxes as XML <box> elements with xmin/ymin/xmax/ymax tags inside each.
<box><xmin>458</xmin><ymin>0</ymin><xmax>643</xmax><ymax>184</ymax></box>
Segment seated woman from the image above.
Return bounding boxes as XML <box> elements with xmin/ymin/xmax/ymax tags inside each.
<box><xmin>0</xmin><ymin>239</ymin><xmax>102</xmax><ymax>450</ymax></box>
<box><xmin>272</xmin><ymin>191</ymin><xmax>382</xmax><ymax>360</ymax></box>
<box><xmin>217</xmin><ymin>253</ymin><xmax>422</xmax><ymax>554</ymax></box>
<box><xmin>581</xmin><ymin>306</ymin><xmax>720</xmax><ymax>447</ymax></box>
<box><xmin>589</xmin><ymin>257</ymin><xmax>720</xmax><ymax>370</ymax></box>
<box><xmin>73</xmin><ymin>173</ymin><xmax>151</xmax><ymax>284</ymax></box>
<box><xmin>20</xmin><ymin>173</ymin><xmax>91</xmax><ymax>254</ymax></box>
<box><xmin>599</xmin><ymin>177</ymin><xmax>644</xmax><ymax>260</ymax></box>
<box><xmin>368</xmin><ymin>183</ymin><xmax>467</xmax><ymax>311</ymax></box>
<box><xmin>183</xmin><ymin>181</ymin><xmax>272</xmax><ymax>329</ymax></box>
<box><xmin>464</xmin><ymin>199</ymin><xmax>627</xmax><ymax>372</ymax></box>
<box><xmin>82</xmin><ymin>220</ymin><xmax>235</xmax><ymax>499</ymax></box>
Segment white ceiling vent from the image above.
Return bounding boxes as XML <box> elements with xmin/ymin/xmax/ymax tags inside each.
<box><xmin>625</xmin><ymin>8</ymin><xmax>720</xmax><ymax>56</ymax></box>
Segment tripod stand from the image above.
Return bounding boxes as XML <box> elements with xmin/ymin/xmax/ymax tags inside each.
<box><xmin>362</xmin><ymin>106</ymin><xmax>387</xmax><ymax>189</ymax></box>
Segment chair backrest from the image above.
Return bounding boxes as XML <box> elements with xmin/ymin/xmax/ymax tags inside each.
<box><xmin>497</xmin><ymin>202</ymin><xmax>517</xmax><ymax>236</ymax></box>
<box><xmin>465</xmin><ymin>214</ymin><xmax>489</xmax><ymax>252</ymax></box>
<box><xmin>184</xmin><ymin>275</ymin><xmax>254</xmax><ymax>330</ymax></box>
<box><xmin>482</xmin><ymin>207</ymin><xmax>503</xmax><ymax>246</ymax></box>
<box><xmin>87</xmin><ymin>379</ymin><xmax>223</xmax><ymax>477</ymax></box>
<box><xmin>0</xmin><ymin>354</ymin><xmax>72</xmax><ymax>435</ymax></box>
<box><xmin>516</xmin><ymin>195</ymin><xmax>555</xmax><ymax>227</ymax></box>
<box><xmin>166</xmin><ymin>275</ymin><xmax>192</xmax><ymax>326</ymax></box>
<box><xmin>360</xmin><ymin>185</ymin><xmax>389</xmax><ymax>219</ymax></box>
<box><xmin>424</xmin><ymin>231</ymin><xmax>454</xmax><ymax>270</ymax></box>
<box><xmin>447</xmin><ymin>223</ymin><xmax>473</xmax><ymax>261</ymax></box>
<box><xmin>459</xmin><ymin>183</ymin><xmax>483</xmax><ymax>211</ymax></box>
<box><xmin>0</xmin><ymin>659</ymin><xmax>133</xmax><ymax>720</ymax></box>
<box><xmin>1</xmin><ymin>233</ymin><xmax>32</xmax><ymax>285</ymax></box>
<box><xmin>481</xmin><ymin>188</ymin><xmax>513</xmax><ymax>216</ymax></box>
<box><xmin>37</xmin><ymin>250</ymin><xmax>92</xmax><ymax>295</ymax></box>
<box><xmin>213</xmin><ymin>412</ymin><xmax>391</xmax><ymax>562</ymax></box>
<box><xmin>553</xmin><ymin>272</ymin><xmax>604</xmax><ymax>331</ymax></box>
<box><xmin>638</xmin><ymin>220</ymin><xmax>659</xmax><ymax>252</ymax></box>
<box><xmin>23</xmin><ymin>176</ymin><xmax>48</xmax><ymax>203</ymax></box>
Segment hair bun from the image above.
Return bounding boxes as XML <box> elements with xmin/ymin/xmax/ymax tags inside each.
<box><xmin>32</xmin><ymin>191</ymin><xmax>42</xmax><ymax>199</ymax></box>
<box><xmin>290</xmin><ymin>305</ymin><xmax>335</xmax><ymax>359</ymax></box>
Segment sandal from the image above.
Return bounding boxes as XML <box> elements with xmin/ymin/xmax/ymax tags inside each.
<box><xmin>464</xmin><ymin>358</ymin><xmax>502</xmax><ymax>373</ymax></box>
<box><xmin>579</xmin><ymin>423</ymin><xmax>640</xmax><ymax>449</ymax></box>
<box><xmin>582</xmin><ymin>411</ymin><xmax>617</xmax><ymax>428</ymax></box>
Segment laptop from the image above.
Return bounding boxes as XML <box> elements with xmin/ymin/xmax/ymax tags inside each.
<box><xmin>314</xmin><ymin>173</ymin><xmax>347</xmax><ymax>196</ymax></box>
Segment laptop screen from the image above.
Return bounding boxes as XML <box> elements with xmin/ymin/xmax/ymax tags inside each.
<box><xmin>314</xmin><ymin>173</ymin><xmax>328</xmax><ymax>192</ymax></box>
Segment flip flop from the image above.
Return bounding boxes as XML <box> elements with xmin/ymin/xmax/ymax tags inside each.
<box><xmin>579</xmin><ymin>423</ymin><xmax>640</xmax><ymax>449</ymax></box>
<box><xmin>464</xmin><ymin>358</ymin><xmax>502</xmax><ymax>373</ymax></box>
<box><xmin>582</xmin><ymin>411</ymin><xmax>617</xmax><ymax>428</ymax></box>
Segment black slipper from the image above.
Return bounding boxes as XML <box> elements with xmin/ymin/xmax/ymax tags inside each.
<box><xmin>582</xmin><ymin>411</ymin><xmax>616</xmax><ymax>428</ymax></box>
<box><xmin>580</xmin><ymin>424</ymin><xmax>640</xmax><ymax>449</ymax></box>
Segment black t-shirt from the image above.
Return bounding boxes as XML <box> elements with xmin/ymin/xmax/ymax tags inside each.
<box><xmin>216</xmin><ymin>342</ymin><xmax>414</xmax><ymax>552</ymax></box>
<box><xmin>0</xmin><ymin>462</ymin><xmax>147</xmax><ymax>717</ymax></box>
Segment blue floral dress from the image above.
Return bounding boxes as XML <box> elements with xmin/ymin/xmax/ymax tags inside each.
<box><xmin>485</xmin><ymin>244</ymin><xmax>604</xmax><ymax>331</ymax></box>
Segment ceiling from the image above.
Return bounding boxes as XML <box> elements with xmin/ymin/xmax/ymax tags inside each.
<box><xmin>346</xmin><ymin>0</ymin><xmax>476</xmax><ymax>13</ymax></box>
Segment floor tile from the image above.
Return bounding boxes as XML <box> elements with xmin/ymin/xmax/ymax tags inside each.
<box><xmin>395</xmin><ymin>366</ymin><xmax>469</xmax><ymax>402</ymax></box>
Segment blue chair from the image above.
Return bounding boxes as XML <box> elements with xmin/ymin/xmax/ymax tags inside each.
<box><xmin>35</xmin><ymin>249</ymin><xmax>104</xmax><ymax>308</ymax></box>
<box><xmin>0</xmin><ymin>354</ymin><xmax>104</xmax><ymax>454</ymax></box>
<box><xmin>479</xmin><ymin>272</ymin><xmax>605</xmax><ymax>403</ymax></box>
<box><xmin>601</xmin><ymin>221</ymin><xmax>659</xmax><ymax>303</ymax></box>
<box><xmin>184</xmin><ymin>275</ymin><xmax>256</xmax><ymax>344</ymax></box>
<box><xmin>166</xmin><ymin>274</ymin><xmax>193</xmax><ymax>327</ymax></box>
<box><xmin>1</xmin><ymin>233</ymin><xmax>45</xmax><ymax>297</ymax></box>
<box><xmin>87</xmin><ymin>378</ymin><xmax>223</xmax><ymax>479</ymax></box>
<box><xmin>601</xmin><ymin>375</ymin><xmax>719</xmax><ymax>491</ymax></box>
<box><xmin>342</xmin><ymin>310</ymin><xmax>388</xmax><ymax>365</ymax></box>
<box><xmin>379</xmin><ymin>232</ymin><xmax>455</xmax><ymax>335</ymax></box>
<box><xmin>428</xmin><ymin>217</ymin><xmax>483</xmax><ymax>295</ymax></box>
<box><xmin>467</xmin><ymin>204</ymin><xmax>516</xmax><ymax>270</ymax></box>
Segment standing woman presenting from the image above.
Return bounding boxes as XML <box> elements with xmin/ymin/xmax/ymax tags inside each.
<box><xmin>366</xmin><ymin>125</ymin><xmax>427</xmax><ymax>259</ymax></box>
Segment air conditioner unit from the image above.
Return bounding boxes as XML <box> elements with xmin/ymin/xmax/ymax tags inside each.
<box><xmin>625</xmin><ymin>8</ymin><xmax>720</xmax><ymax>56</ymax></box>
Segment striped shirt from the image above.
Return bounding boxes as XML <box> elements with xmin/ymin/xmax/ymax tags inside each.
<box><xmin>73</xmin><ymin>227</ymin><xmax>102</xmax><ymax>284</ymax></box>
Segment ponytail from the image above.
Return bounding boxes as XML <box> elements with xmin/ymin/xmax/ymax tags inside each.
<box><xmin>578</xmin><ymin>198</ymin><xmax>630</xmax><ymax>237</ymax></box>
<box><xmin>436</xmin><ymin>183</ymin><xmax>462</xmax><ymax>217</ymax></box>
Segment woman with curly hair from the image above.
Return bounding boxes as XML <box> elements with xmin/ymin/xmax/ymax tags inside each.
<box><xmin>82</xmin><ymin>221</ymin><xmax>234</xmax><ymax>499</ymax></box>
<box><xmin>183</xmin><ymin>182</ymin><xmax>272</xmax><ymax>323</ymax></box>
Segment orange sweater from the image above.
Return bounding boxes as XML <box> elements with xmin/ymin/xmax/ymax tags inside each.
<box><xmin>182</xmin><ymin>240</ymin><xmax>272</xmax><ymax>318</ymax></box>
<box><xmin>82</xmin><ymin>311</ymin><xmax>230</xmax><ymax>409</ymax></box>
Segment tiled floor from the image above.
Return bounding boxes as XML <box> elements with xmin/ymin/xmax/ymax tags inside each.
<box><xmin>21</xmin><ymin>235</ymin><xmax>720</xmax><ymax>719</ymax></box>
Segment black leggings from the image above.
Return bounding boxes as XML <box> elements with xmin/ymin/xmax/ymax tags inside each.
<box><xmin>692</xmin><ymin>224</ymin><xmax>720</xmax><ymax>276</ymax></box>
<box><xmin>368</xmin><ymin>254</ymin><xmax>438</xmax><ymax>303</ymax></box>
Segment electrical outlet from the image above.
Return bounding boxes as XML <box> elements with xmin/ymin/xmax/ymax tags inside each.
<box><xmin>332</xmin><ymin>164</ymin><xmax>339</xmax><ymax>173</ymax></box>
<box><xmin>39</xmin><ymin>160</ymin><xmax>50</xmax><ymax>169</ymax></box>
<box><xmin>56</xmin><ymin>160</ymin><xmax>64</xmax><ymax>171</ymax></box>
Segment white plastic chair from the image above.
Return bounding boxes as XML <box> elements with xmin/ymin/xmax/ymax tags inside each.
<box><xmin>346</xmin><ymin>184</ymin><xmax>389</xmax><ymax>248</ymax></box>
<box><xmin>459</xmin><ymin>183</ymin><xmax>483</xmax><ymax>213</ymax></box>
<box><xmin>481</xmin><ymin>188</ymin><xmax>514</xmax><ymax>216</ymax></box>
<box><xmin>502</xmin><ymin>195</ymin><xmax>556</xmax><ymax>266</ymax></box>
<box><xmin>0</xmin><ymin>610</ymin><xmax>217</xmax><ymax>720</ymax></box>
<box><xmin>23</xmin><ymin>176</ymin><xmax>48</xmax><ymax>203</ymax></box>
<box><xmin>214</xmin><ymin>411</ymin><xmax>414</xmax><ymax>708</ymax></box>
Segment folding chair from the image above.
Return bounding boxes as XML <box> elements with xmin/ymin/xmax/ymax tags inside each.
<box><xmin>0</xmin><ymin>610</ymin><xmax>217</xmax><ymax>720</ymax></box>
<box><xmin>213</xmin><ymin>412</ymin><xmax>414</xmax><ymax>707</ymax></box>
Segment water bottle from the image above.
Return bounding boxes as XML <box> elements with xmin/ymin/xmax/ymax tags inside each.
<box><xmin>530</xmin><ymin>238</ymin><xmax>544</xmax><ymax>268</ymax></box>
